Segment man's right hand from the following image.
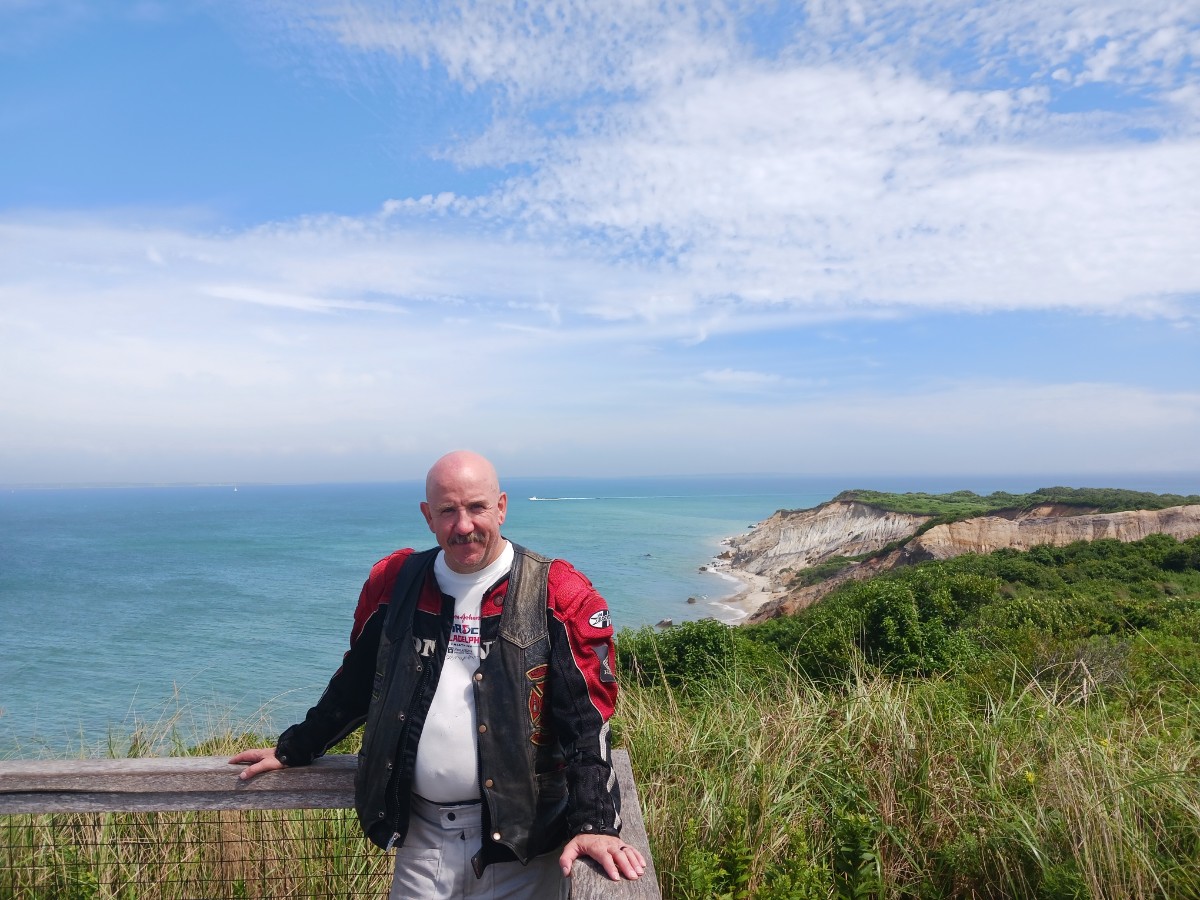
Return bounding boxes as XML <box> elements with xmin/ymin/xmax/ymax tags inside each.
<box><xmin>229</xmin><ymin>747</ymin><xmax>287</xmax><ymax>781</ymax></box>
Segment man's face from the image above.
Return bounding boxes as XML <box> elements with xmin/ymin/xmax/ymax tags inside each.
<box><xmin>421</xmin><ymin>466</ymin><xmax>508</xmax><ymax>574</ymax></box>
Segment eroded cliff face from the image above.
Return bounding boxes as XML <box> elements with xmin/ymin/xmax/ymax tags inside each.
<box><xmin>746</xmin><ymin>550</ymin><xmax>905</xmax><ymax>622</ymax></box>
<box><xmin>742</xmin><ymin>502</ymin><xmax>1200</xmax><ymax>623</ymax></box>
<box><xmin>728</xmin><ymin>501</ymin><xmax>933</xmax><ymax>577</ymax></box>
<box><xmin>906</xmin><ymin>506</ymin><xmax>1200</xmax><ymax>562</ymax></box>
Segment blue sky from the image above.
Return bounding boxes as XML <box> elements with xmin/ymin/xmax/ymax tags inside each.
<box><xmin>1</xmin><ymin>0</ymin><xmax>1197</xmax><ymax>485</ymax></box>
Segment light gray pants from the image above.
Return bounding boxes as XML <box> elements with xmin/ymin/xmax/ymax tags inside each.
<box><xmin>389</xmin><ymin>795</ymin><xmax>569</xmax><ymax>899</ymax></box>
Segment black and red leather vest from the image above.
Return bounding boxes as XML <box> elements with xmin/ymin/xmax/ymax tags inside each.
<box><xmin>354</xmin><ymin>543</ymin><xmax>569</xmax><ymax>875</ymax></box>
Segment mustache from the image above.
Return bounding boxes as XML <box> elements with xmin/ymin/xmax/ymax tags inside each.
<box><xmin>450</xmin><ymin>534</ymin><xmax>486</xmax><ymax>545</ymax></box>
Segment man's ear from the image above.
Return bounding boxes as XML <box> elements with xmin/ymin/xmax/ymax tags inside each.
<box><xmin>497</xmin><ymin>492</ymin><xmax>507</xmax><ymax>524</ymax></box>
<box><xmin>420</xmin><ymin>501</ymin><xmax>434</xmax><ymax>532</ymax></box>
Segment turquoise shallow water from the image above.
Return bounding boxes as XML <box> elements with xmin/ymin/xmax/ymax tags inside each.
<box><xmin>3</xmin><ymin>473</ymin><xmax>1197</xmax><ymax>754</ymax></box>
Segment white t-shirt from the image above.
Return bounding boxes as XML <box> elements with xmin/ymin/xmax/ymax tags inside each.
<box><xmin>411</xmin><ymin>540</ymin><xmax>514</xmax><ymax>802</ymax></box>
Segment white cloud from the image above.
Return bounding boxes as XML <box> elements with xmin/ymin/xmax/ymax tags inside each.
<box><xmin>275</xmin><ymin>0</ymin><xmax>741</xmax><ymax>100</ymax></box>
<box><xmin>3</xmin><ymin>0</ymin><xmax>1198</xmax><ymax>482</ymax></box>
<box><xmin>699</xmin><ymin>368</ymin><xmax>785</xmax><ymax>389</ymax></box>
<box><xmin>794</xmin><ymin>0</ymin><xmax>1199</xmax><ymax>94</ymax></box>
<box><xmin>260</xmin><ymin>0</ymin><xmax>1199</xmax><ymax>101</ymax></box>
<box><xmin>6</xmin><ymin>254</ymin><xmax>1195</xmax><ymax>483</ymax></box>
<box><xmin>228</xmin><ymin>1</ymin><xmax>1200</xmax><ymax>323</ymax></box>
<box><xmin>464</xmin><ymin>66</ymin><xmax>1200</xmax><ymax>318</ymax></box>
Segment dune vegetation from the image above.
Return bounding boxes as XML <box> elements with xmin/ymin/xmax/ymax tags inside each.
<box><xmin>618</xmin><ymin>532</ymin><xmax>1200</xmax><ymax>898</ymax></box>
<box><xmin>4</xmin><ymin>533</ymin><xmax>1199</xmax><ymax>899</ymax></box>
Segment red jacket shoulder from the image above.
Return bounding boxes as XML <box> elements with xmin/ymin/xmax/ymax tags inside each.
<box><xmin>547</xmin><ymin>558</ymin><xmax>596</xmax><ymax>599</ymax></box>
<box><xmin>351</xmin><ymin>548</ymin><xmax>416</xmax><ymax>643</ymax></box>
<box><xmin>547</xmin><ymin>559</ymin><xmax>612</xmax><ymax>631</ymax></box>
<box><xmin>367</xmin><ymin>548</ymin><xmax>416</xmax><ymax>584</ymax></box>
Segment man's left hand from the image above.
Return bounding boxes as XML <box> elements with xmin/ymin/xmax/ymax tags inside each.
<box><xmin>559</xmin><ymin>833</ymin><xmax>646</xmax><ymax>881</ymax></box>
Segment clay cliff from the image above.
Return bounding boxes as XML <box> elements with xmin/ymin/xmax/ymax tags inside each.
<box><xmin>738</xmin><ymin>502</ymin><xmax>1200</xmax><ymax>623</ymax></box>
<box><xmin>728</xmin><ymin>501</ymin><xmax>933</xmax><ymax>575</ymax></box>
<box><xmin>906</xmin><ymin>505</ymin><xmax>1200</xmax><ymax>562</ymax></box>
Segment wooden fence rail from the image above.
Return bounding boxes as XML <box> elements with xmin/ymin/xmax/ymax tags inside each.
<box><xmin>0</xmin><ymin>749</ymin><xmax>659</xmax><ymax>899</ymax></box>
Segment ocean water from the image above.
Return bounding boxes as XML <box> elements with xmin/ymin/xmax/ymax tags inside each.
<box><xmin>0</xmin><ymin>476</ymin><xmax>830</xmax><ymax>754</ymax></box>
<box><xmin>3</xmin><ymin>473</ymin><xmax>1197</xmax><ymax>755</ymax></box>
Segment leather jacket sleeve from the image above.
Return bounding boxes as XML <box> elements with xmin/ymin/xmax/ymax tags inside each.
<box><xmin>544</xmin><ymin>559</ymin><xmax>623</xmax><ymax>837</ymax></box>
<box><xmin>275</xmin><ymin>549</ymin><xmax>413</xmax><ymax>766</ymax></box>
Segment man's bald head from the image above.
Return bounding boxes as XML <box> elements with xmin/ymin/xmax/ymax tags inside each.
<box><xmin>425</xmin><ymin>450</ymin><xmax>501</xmax><ymax>501</ymax></box>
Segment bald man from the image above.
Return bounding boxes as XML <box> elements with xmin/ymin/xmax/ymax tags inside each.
<box><xmin>232</xmin><ymin>451</ymin><xmax>644</xmax><ymax>898</ymax></box>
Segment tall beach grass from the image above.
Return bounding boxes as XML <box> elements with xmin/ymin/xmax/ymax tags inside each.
<box><xmin>4</xmin><ymin>661</ymin><xmax>1198</xmax><ymax>899</ymax></box>
<box><xmin>618</xmin><ymin>656</ymin><xmax>1200</xmax><ymax>900</ymax></box>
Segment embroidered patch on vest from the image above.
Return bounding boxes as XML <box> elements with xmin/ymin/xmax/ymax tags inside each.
<box><xmin>526</xmin><ymin>663</ymin><xmax>551</xmax><ymax>745</ymax></box>
<box><xmin>588</xmin><ymin>609</ymin><xmax>611</xmax><ymax>630</ymax></box>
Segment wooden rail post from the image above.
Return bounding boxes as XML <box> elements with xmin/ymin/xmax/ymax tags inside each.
<box><xmin>0</xmin><ymin>753</ymin><xmax>358</xmax><ymax>813</ymax></box>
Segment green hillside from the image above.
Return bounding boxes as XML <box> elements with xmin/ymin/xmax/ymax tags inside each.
<box><xmin>617</xmin><ymin>532</ymin><xmax>1200</xmax><ymax>898</ymax></box>
<box><xmin>832</xmin><ymin>486</ymin><xmax>1200</xmax><ymax>520</ymax></box>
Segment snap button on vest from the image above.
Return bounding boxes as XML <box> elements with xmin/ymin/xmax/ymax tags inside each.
<box><xmin>478</xmin><ymin>724</ymin><xmax>487</xmax><ymax>733</ymax></box>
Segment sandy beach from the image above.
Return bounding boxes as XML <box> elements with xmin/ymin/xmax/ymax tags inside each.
<box><xmin>699</xmin><ymin>543</ymin><xmax>780</xmax><ymax>623</ymax></box>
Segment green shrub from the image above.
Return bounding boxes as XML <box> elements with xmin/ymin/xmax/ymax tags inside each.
<box><xmin>617</xmin><ymin>619</ymin><xmax>779</xmax><ymax>689</ymax></box>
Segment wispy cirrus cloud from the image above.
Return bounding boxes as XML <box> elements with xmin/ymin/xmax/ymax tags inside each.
<box><xmin>271</xmin><ymin>0</ymin><xmax>741</xmax><ymax>99</ymax></box>
<box><xmin>792</xmin><ymin>0</ymin><xmax>1199</xmax><ymax>91</ymax></box>
<box><xmin>264</xmin><ymin>0</ymin><xmax>1200</xmax><ymax>108</ymax></box>
<box><xmin>240</xmin><ymin>0</ymin><xmax>1200</xmax><ymax>323</ymax></box>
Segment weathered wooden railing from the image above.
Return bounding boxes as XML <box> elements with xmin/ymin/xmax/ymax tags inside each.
<box><xmin>0</xmin><ymin>748</ymin><xmax>659</xmax><ymax>899</ymax></box>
